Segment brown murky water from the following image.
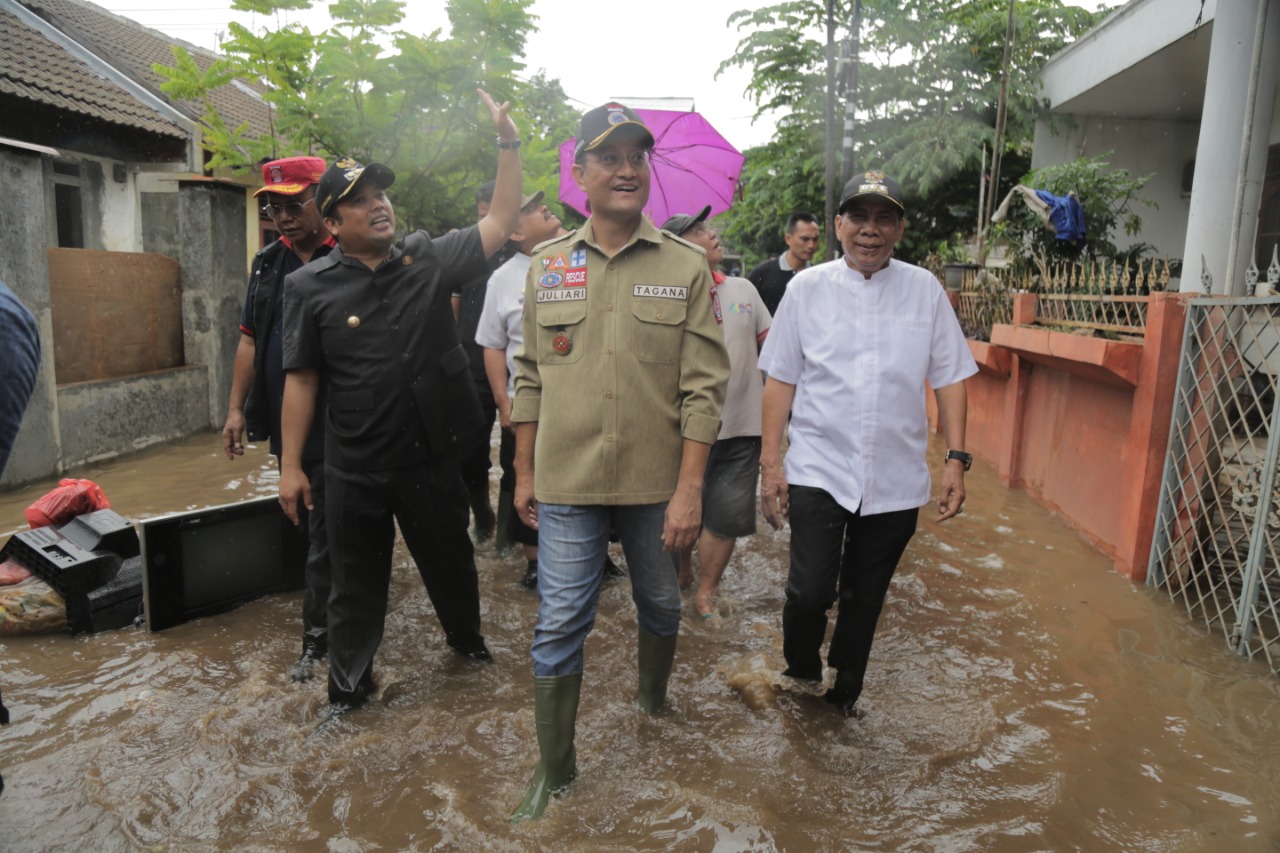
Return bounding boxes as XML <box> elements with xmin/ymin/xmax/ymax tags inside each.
<box><xmin>0</xmin><ymin>430</ymin><xmax>1277</xmax><ymax>852</ymax></box>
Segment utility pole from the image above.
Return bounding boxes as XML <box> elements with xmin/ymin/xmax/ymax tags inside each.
<box><xmin>979</xmin><ymin>0</ymin><xmax>1017</xmax><ymax>260</ymax></box>
<box><xmin>825</xmin><ymin>0</ymin><xmax>837</xmax><ymax>260</ymax></box>
<box><xmin>839</xmin><ymin>1</ymin><xmax>862</xmax><ymax>186</ymax></box>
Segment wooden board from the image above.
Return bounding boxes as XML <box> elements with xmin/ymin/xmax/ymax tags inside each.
<box><xmin>47</xmin><ymin>248</ymin><xmax>183</xmax><ymax>384</ymax></box>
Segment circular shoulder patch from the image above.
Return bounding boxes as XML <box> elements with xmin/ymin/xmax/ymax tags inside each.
<box><xmin>538</xmin><ymin>272</ymin><xmax>564</xmax><ymax>288</ymax></box>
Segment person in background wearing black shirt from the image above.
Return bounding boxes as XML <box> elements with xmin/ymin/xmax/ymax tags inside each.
<box><xmin>222</xmin><ymin>156</ymin><xmax>335</xmax><ymax>683</ymax></box>
<box><xmin>746</xmin><ymin>212</ymin><xmax>820</xmax><ymax>315</ymax></box>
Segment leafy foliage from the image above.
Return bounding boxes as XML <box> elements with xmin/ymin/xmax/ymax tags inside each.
<box><xmin>717</xmin><ymin>0</ymin><xmax>1111</xmax><ymax>267</ymax></box>
<box><xmin>717</xmin><ymin>125</ymin><xmax>827</xmax><ymax>265</ymax></box>
<box><xmin>155</xmin><ymin>0</ymin><xmax>575</xmax><ymax>234</ymax></box>
<box><xmin>993</xmin><ymin>152</ymin><xmax>1156</xmax><ymax>275</ymax></box>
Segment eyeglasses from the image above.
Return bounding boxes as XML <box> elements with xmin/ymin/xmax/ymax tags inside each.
<box><xmin>589</xmin><ymin>150</ymin><xmax>650</xmax><ymax>172</ymax></box>
<box><xmin>261</xmin><ymin>197</ymin><xmax>316</xmax><ymax>218</ymax></box>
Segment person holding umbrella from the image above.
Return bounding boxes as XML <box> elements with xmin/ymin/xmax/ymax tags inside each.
<box><xmin>661</xmin><ymin>206</ymin><xmax>772</xmax><ymax>618</ymax></box>
<box><xmin>508</xmin><ymin>102</ymin><xmax>730</xmax><ymax>821</ymax></box>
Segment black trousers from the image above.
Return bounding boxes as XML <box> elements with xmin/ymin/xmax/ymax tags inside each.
<box><xmin>298</xmin><ymin>456</ymin><xmax>331</xmax><ymax>653</ymax></box>
<box><xmin>460</xmin><ymin>380</ymin><xmax>496</xmax><ymax>492</ymax></box>
<box><xmin>498</xmin><ymin>427</ymin><xmax>538</xmax><ymax>547</ymax></box>
<box><xmin>324</xmin><ymin>458</ymin><xmax>485</xmax><ymax>705</ymax></box>
<box><xmin>782</xmin><ymin>486</ymin><xmax>918</xmax><ymax>704</ymax></box>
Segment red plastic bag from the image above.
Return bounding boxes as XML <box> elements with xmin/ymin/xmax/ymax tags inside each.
<box><xmin>0</xmin><ymin>558</ymin><xmax>31</xmax><ymax>585</ymax></box>
<box><xmin>24</xmin><ymin>479</ymin><xmax>111</xmax><ymax>529</ymax></box>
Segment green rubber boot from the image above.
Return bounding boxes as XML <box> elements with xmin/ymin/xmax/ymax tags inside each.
<box><xmin>637</xmin><ymin>629</ymin><xmax>678</xmax><ymax>714</ymax></box>
<box><xmin>494</xmin><ymin>489</ymin><xmax>514</xmax><ymax>556</ymax></box>
<box><xmin>511</xmin><ymin>672</ymin><xmax>582</xmax><ymax>822</ymax></box>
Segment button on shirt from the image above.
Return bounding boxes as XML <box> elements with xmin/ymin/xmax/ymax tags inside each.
<box><xmin>511</xmin><ymin>217</ymin><xmax>729</xmax><ymax>505</ymax></box>
<box><xmin>758</xmin><ymin>258</ymin><xmax>977</xmax><ymax>515</ymax></box>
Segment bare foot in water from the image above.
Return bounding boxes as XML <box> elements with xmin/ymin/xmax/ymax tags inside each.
<box><xmin>695</xmin><ymin>587</ymin><xmax>716</xmax><ymax>618</ymax></box>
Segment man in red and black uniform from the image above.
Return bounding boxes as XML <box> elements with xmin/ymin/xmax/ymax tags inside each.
<box><xmin>222</xmin><ymin>156</ymin><xmax>335</xmax><ymax>682</ymax></box>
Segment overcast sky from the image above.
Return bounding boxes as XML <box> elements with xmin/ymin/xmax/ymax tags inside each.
<box><xmin>96</xmin><ymin>0</ymin><xmax>781</xmax><ymax>152</ymax></box>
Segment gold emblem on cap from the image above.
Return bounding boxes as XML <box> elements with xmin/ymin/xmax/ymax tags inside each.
<box><xmin>402</xmin><ymin>255</ymin><xmax>413</xmax><ymax>265</ymax></box>
<box><xmin>347</xmin><ymin>315</ymin><xmax>360</xmax><ymax>328</ymax></box>
<box><xmin>865</xmin><ymin>169</ymin><xmax>885</xmax><ymax>182</ymax></box>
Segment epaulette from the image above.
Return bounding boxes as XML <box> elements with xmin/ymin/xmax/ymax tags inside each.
<box><xmin>531</xmin><ymin>229</ymin><xmax>575</xmax><ymax>255</ymax></box>
<box><xmin>660</xmin><ymin>229</ymin><xmax>709</xmax><ymax>257</ymax></box>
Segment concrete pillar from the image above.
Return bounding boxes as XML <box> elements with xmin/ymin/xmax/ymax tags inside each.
<box><xmin>0</xmin><ymin>148</ymin><xmax>61</xmax><ymax>487</ymax></box>
<box><xmin>998</xmin><ymin>293</ymin><xmax>1039</xmax><ymax>487</ymax></box>
<box><xmin>1116</xmin><ymin>293</ymin><xmax>1191</xmax><ymax>579</ymax></box>
<box><xmin>177</xmin><ymin>181</ymin><xmax>248</xmax><ymax>430</ymax></box>
<box><xmin>1182</xmin><ymin>0</ymin><xmax>1280</xmax><ymax>294</ymax></box>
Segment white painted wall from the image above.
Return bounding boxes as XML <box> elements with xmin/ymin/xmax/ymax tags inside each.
<box><xmin>97</xmin><ymin>160</ymin><xmax>141</xmax><ymax>253</ymax></box>
<box><xmin>1031</xmin><ymin>116</ymin><xmax>1199</xmax><ymax>263</ymax></box>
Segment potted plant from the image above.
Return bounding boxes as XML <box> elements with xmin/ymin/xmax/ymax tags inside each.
<box><xmin>939</xmin><ymin>238</ymin><xmax>980</xmax><ymax>290</ymax></box>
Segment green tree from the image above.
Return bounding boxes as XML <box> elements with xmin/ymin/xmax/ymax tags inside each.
<box><xmin>992</xmin><ymin>153</ymin><xmax>1156</xmax><ymax>277</ymax></box>
<box><xmin>156</xmin><ymin>0</ymin><xmax>572</xmax><ymax>234</ymax></box>
<box><xmin>718</xmin><ymin>126</ymin><xmax>826</xmax><ymax>266</ymax></box>
<box><xmin>717</xmin><ymin>0</ymin><xmax>1111</xmax><ymax>266</ymax></box>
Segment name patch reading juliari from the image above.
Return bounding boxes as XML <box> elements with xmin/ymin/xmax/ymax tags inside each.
<box><xmin>633</xmin><ymin>285</ymin><xmax>688</xmax><ymax>299</ymax></box>
<box><xmin>536</xmin><ymin>288</ymin><xmax>588</xmax><ymax>303</ymax></box>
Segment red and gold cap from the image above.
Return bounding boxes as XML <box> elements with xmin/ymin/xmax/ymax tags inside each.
<box><xmin>253</xmin><ymin>156</ymin><xmax>327</xmax><ymax>198</ymax></box>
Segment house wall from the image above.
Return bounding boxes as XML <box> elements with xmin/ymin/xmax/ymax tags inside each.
<box><xmin>0</xmin><ymin>147</ymin><xmax>61</xmax><ymax>486</ymax></box>
<box><xmin>1031</xmin><ymin>116</ymin><xmax>1199</xmax><ymax>265</ymax></box>
<box><xmin>56</xmin><ymin>367</ymin><xmax>209</xmax><ymax>469</ymax></box>
<box><xmin>176</xmin><ymin>181</ymin><xmax>248</xmax><ymax>433</ymax></box>
<box><xmin>0</xmin><ymin>156</ymin><xmax>246</xmax><ymax>489</ymax></box>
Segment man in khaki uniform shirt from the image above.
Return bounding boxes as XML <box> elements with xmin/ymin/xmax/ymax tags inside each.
<box><xmin>509</xmin><ymin>103</ymin><xmax>729</xmax><ymax>821</ymax></box>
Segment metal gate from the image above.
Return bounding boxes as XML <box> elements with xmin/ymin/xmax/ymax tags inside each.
<box><xmin>1148</xmin><ymin>296</ymin><xmax>1280</xmax><ymax>674</ymax></box>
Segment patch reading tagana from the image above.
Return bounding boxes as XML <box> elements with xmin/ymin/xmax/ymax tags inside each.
<box><xmin>633</xmin><ymin>284</ymin><xmax>688</xmax><ymax>300</ymax></box>
<box><xmin>536</xmin><ymin>288</ymin><xmax>588</xmax><ymax>303</ymax></box>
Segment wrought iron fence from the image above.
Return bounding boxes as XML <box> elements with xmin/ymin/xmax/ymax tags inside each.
<box><xmin>1033</xmin><ymin>258</ymin><xmax>1171</xmax><ymax>337</ymax></box>
<box><xmin>1149</xmin><ymin>296</ymin><xmax>1280</xmax><ymax>675</ymax></box>
<box><xmin>953</xmin><ymin>259</ymin><xmax>1173</xmax><ymax>340</ymax></box>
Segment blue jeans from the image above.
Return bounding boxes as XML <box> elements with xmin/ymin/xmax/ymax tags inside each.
<box><xmin>532</xmin><ymin>503</ymin><xmax>681</xmax><ymax>676</ymax></box>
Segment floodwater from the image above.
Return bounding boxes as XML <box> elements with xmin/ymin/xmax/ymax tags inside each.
<box><xmin>0</xmin><ymin>430</ymin><xmax>1277</xmax><ymax>852</ymax></box>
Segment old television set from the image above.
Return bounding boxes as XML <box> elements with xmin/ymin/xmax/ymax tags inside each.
<box><xmin>141</xmin><ymin>496</ymin><xmax>309</xmax><ymax>631</ymax></box>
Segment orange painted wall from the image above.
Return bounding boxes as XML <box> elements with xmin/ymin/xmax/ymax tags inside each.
<box><xmin>942</xmin><ymin>293</ymin><xmax>1191</xmax><ymax>578</ymax></box>
<box><xmin>1016</xmin><ymin>368</ymin><xmax>1133</xmax><ymax>559</ymax></box>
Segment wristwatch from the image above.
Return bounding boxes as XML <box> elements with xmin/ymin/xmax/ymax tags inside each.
<box><xmin>496</xmin><ymin>137</ymin><xmax>522</xmax><ymax>150</ymax></box>
<box><xmin>945</xmin><ymin>449</ymin><xmax>973</xmax><ymax>471</ymax></box>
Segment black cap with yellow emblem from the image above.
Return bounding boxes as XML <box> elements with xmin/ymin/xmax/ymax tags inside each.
<box><xmin>573</xmin><ymin>102</ymin><xmax>655</xmax><ymax>162</ymax></box>
<box><xmin>838</xmin><ymin>170</ymin><xmax>905</xmax><ymax>214</ymax></box>
<box><xmin>316</xmin><ymin>157</ymin><xmax>397</xmax><ymax>217</ymax></box>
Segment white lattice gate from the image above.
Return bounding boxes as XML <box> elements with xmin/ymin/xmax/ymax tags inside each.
<box><xmin>1148</xmin><ymin>296</ymin><xmax>1280</xmax><ymax>674</ymax></box>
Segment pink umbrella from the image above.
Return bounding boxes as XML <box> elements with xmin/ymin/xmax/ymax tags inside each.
<box><xmin>558</xmin><ymin>109</ymin><xmax>745</xmax><ymax>225</ymax></box>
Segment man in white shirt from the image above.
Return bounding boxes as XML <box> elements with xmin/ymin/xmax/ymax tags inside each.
<box><xmin>758</xmin><ymin>170</ymin><xmax>977</xmax><ymax>717</ymax></box>
<box><xmin>474</xmin><ymin>191</ymin><xmax>562</xmax><ymax>589</ymax></box>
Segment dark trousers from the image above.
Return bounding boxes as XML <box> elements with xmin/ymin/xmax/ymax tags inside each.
<box><xmin>782</xmin><ymin>486</ymin><xmax>918</xmax><ymax>704</ymax></box>
<box><xmin>498</xmin><ymin>427</ymin><xmax>538</xmax><ymax>547</ymax></box>
<box><xmin>460</xmin><ymin>380</ymin><xmax>496</xmax><ymax>492</ymax></box>
<box><xmin>324</xmin><ymin>458</ymin><xmax>484</xmax><ymax>705</ymax></box>
<box><xmin>298</xmin><ymin>456</ymin><xmax>331</xmax><ymax>653</ymax></box>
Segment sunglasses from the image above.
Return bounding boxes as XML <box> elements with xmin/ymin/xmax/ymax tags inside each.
<box><xmin>261</xmin><ymin>197</ymin><xmax>316</xmax><ymax>218</ymax></box>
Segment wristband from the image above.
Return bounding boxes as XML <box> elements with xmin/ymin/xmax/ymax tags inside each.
<box><xmin>496</xmin><ymin>138</ymin><xmax>521</xmax><ymax>150</ymax></box>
